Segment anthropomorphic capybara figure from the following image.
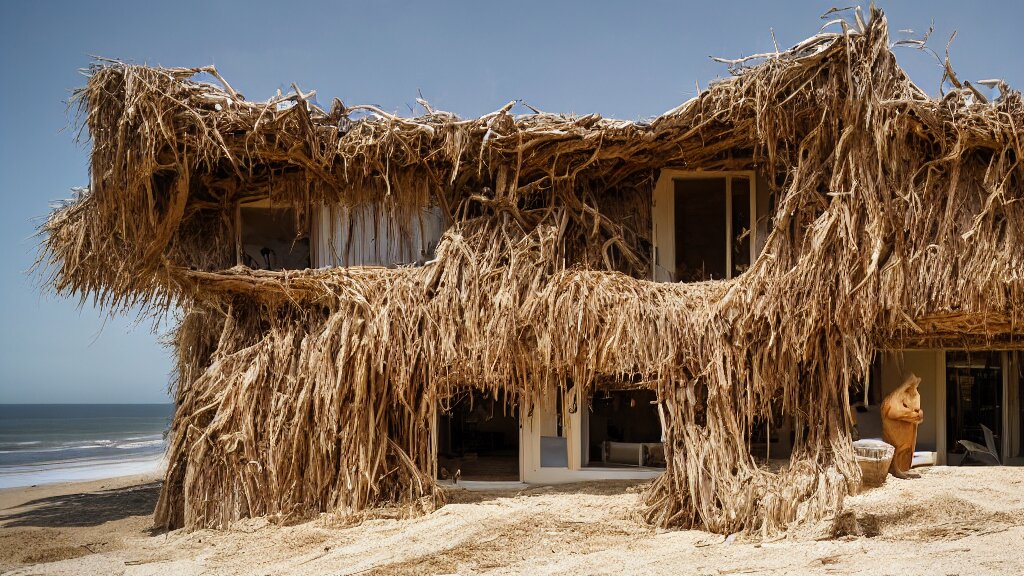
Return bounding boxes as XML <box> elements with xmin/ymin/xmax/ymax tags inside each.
<box><xmin>881</xmin><ymin>373</ymin><xmax>925</xmax><ymax>479</ymax></box>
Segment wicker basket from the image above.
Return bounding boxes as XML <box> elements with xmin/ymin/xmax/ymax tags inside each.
<box><xmin>853</xmin><ymin>439</ymin><xmax>894</xmax><ymax>488</ymax></box>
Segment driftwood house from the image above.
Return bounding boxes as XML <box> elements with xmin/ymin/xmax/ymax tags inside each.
<box><xmin>41</xmin><ymin>8</ymin><xmax>1024</xmax><ymax>534</ymax></box>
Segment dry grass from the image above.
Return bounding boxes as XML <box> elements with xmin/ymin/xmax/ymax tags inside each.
<box><xmin>35</xmin><ymin>6</ymin><xmax>1024</xmax><ymax>535</ymax></box>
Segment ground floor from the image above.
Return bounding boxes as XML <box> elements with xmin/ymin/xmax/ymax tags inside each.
<box><xmin>437</xmin><ymin>387</ymin><xmax>666</xmax><ymax>484</ymax></box>
<box><xmin>437</xmin><ymin>348</ymin><xmax>1024</xmax><ymax>484</ymax></box>
<box><xmin>3</xmin><ymin>467</ymin><xmax>1024</xmax><ymax>575</ymax></box>
<box><xmin>870</xmin><ymin>349</ymin><xmax>1023</xmax><ymax>465</ymax></box>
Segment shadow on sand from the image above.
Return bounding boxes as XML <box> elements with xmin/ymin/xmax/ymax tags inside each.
<box><xmin>0</xmin><ymin>479</ymin><xmax>645</xmax><ymax>529</ymax></box>
<box><xmin>0</xmin><ymin>482</ymin><xmax>161</xmax><ymax>528</ymax></box>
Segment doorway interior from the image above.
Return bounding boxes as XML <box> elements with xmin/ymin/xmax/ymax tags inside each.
<box><xmin>437</xmin><ymin>390</ymin><xmax>519</xmax><ymax>481</ymax></box>
<box><xmin>946</xmin><ymin>351</ymin><xmax>1003</xmax><ymax>464</ymax></box>
<box><xmin>582</xmin><ymin>389</ymin><xmax>664</xmax><ymax>468</ymax></box>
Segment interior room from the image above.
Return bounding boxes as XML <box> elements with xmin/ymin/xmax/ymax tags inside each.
<box><xmin>583</xmin><ymin>389</ymin><xmax>664</xmax><ymax>468</ymax></box>
<box><xmin>437</xmin><ymin>391</ymin><xmax>520</xmax><ymax>481</ymax></box>
<box><xmin>238</xmin><ymin>204</ymin><xmax>311</xmax><ymax>270</ymax></box>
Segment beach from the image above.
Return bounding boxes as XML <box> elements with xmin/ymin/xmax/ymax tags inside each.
<box><xmin>0</xmin><ymin>473</ymin><xmax>161</xmax><ymax>570</ymax></box>
<box><xmin>2</xmin><ymin>466</ymin><xmax>1023</xmax><ymax>575</ymax></box>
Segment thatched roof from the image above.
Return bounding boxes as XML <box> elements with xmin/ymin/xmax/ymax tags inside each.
<box><xmin>39</xmin><ymin>7</ymin><xmax>1024</xmax><ymax>534</ymax></box>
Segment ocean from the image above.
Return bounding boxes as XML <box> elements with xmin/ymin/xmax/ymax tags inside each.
<box><xmin>0</xmin><ymin>404</ymin><xmax>174</xmax><ymax>489</ymax></box>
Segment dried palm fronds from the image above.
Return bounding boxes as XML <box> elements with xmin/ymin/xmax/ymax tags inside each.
<box><xmin>37</xmin><ymin>7</ymin><xmax>1024</xmax><ymax>534</ymax></box>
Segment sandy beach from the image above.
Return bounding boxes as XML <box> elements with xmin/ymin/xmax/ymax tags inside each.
<box><xmin>2</xmin><ymin>466</ymin><xmax>1023</xmax><ymax>575</ymax></box>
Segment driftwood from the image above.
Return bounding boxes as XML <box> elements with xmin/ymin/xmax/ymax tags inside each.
<box><xmin>36</xmin><ymin>7</ymin><xmax>1024</xmax><ymax>535</ymax></box>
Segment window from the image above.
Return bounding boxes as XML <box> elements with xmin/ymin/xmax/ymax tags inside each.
<box><xmin>236</xmin><ymin>202</ymin><xmax>311</xmax><ymax>270</ymax></box>
<box><xmin>652</xmin><ymin>171</ymin><xmax>759</xmax><ymax>282</ymax></box>
<box><xmin>582</xmin><ymin>389</ymin><xmax>665</xmax><ymax>468</ymax></box>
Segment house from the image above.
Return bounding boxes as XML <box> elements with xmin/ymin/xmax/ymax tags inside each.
<box><xmin>39</xmin><ymin>7</ymin><xmax>1024</xmax><ymax>534</ymax></box>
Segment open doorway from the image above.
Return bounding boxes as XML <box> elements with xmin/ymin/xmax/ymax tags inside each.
<box><xmin>437</xmin><ymin>391</ymin><xmax>519</xmax><ymax>481</ymax></box>
<box><xmin>749</xmin><ymin>400</ymin><xmax>794</xmax><ymax>462</ymax></box>
<box><xmin>946</xmin><ymin>351</ymin><xmax>1003</xmax><ymax>464</ymax></box>
<box><xmin>583</xmin><ymin>389</ymin><xmax>664</xmax><ymax>468</ymax></box>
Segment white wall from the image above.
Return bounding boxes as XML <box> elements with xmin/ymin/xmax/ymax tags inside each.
<box><xmin>315</xmin><ymin>204</ymin><xmax>445</xmax><ymax>268</ymax></box>
<box><xmin>651</xmin><ymin>172</ymin><xmax>676</xmax><ymax>281</ymax></box>
<box><xmin>879</xmin><ymin>350</ymin><xmax>944</xmax><ymax>457</ymax></box>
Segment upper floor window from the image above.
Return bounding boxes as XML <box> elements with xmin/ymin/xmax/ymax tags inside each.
<box><xmin>652</xmin><ymin>170</ymin><xmax>762</xmax><ymax>282</ymax></box>
<box><xmin>236</xmin><ymin>201</ymin><xmax>311</xmax><ymax>270</ymax></box>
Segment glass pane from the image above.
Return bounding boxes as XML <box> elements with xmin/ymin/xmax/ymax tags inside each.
<box><xmin>585</xmin><ymin>390</ymin><xmax>663</xmax><ymax>468</ymax></box>
<box><xmin>731</xmin><ymin>177</ymin><xmax>751</xmax><ymax>277</ymax></box>
<box><xmin>674</xmin><ymin>178</ymin><xmax>727</xmax><ymax>281</ymax></box>
<box><xmin>1019</xmin><ymin>352</ymin><xmax>1024</xmax><ymax>458</ymax></box>
<box><xmin>946</xmin><ymin>351</ymin><xmax>1002</xmax><ymax>458</ymax></box>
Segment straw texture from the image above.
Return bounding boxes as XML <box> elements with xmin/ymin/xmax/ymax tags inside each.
<box><xmin>37</xmin><ymin>7</ymin><xmax>1024</xmax><ymax>534</ymax></box>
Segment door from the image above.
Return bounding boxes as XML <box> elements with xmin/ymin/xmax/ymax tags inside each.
<box><xmin>946</xmin><ymin>351</ymin><xmax>1003</xmax><ymax>464</ymax></box>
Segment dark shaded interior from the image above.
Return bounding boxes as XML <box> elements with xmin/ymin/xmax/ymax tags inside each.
<box><xmin>731</xmin><ymin>177</ymin><xmax>751</xmax><ymax>277</ymax></box>
<box><xmin>239</xmin><ymin>206</ymin><xmax>310</xmax><ymax>270</ymax></box>
<box><xmin>675</xmin><ymin>178</ymin><xmax>727</xmax><ymax>281</ymax></box>
<box><xmin>438</xmin><ymin>391</ymin><xmax>519</xmax><ymax>481</ymax></box>
<box><xmin>947</xmin><ymin>350</ymin><xmax>1003</xmax><ymax>457</ymax></box>
<box><xmin>585</xmin><ymin>389</ymin><xmax>663</xmax><ymax>467</ymax></box>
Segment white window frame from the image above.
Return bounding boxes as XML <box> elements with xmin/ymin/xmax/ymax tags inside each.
<box><xmin>651</xmin><ymin>169</ymin><xmax>758</xmax><ymax>282</ymax></box>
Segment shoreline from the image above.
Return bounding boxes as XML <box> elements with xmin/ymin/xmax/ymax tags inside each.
<box><xmin>0</xmin><ymin>454</ymin><xmax>166</xmax><ymax>490</ymax></box>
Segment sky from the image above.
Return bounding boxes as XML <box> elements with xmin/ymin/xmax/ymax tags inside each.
<box><xmin>0</xmin><ymin>1</ymin><xmax>1021</xmax><ymax>404</ymax></box>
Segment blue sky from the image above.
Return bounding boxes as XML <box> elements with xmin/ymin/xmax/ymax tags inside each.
<box><xmin>0</xmin><ymin>1</ymin><xmax>1021</xmax><ymax>403</ymax></box>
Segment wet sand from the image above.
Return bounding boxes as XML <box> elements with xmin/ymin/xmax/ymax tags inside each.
<box><xmin>0</xmin><ymin>455</ymin><xmax>165</xmax><ymax>490</ymax></box>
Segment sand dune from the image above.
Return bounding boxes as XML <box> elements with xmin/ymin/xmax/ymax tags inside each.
<box><xmin>2</xmin><ymin>467</ymin><xmax>1023</xmax><ymax>575</ymax></box>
